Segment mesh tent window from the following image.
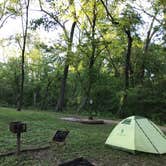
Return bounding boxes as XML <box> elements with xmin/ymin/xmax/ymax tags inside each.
<box><xmin>121</xmin><ymin>119</ymin><xmax>131</xmax><ymax>125</ymax></box>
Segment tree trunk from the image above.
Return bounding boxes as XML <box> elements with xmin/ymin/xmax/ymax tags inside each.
<box><xmin>41</xmin><ymin>78</ymin><xmax>52</xmax><ymax>110</ymax></box>
<box><xmin>56</xmin><ymin>21</ymin><xmax>76</xmax><ymax>111</ymax></box>
<box><xmin>125</xmin><ymin>30</ymin><xmax>132</xmax><ymax>89</ymax></box>
<box><xmin>140</xmin><ymin>12</ymin><xmax>158</xmax><ymax>83</ymax></box>
<box><xmin>140</xmin><ymin>27</ymin><xmax>152</xmax><ymax>83</ymax></box>
<box><xmin>86</xmin><ymin>46</ymin><xmax>95</xmax><ymax>101</ymax></box>
<box><xmin>14</xmin><ymin>69</ymin><xmax>20</xmax><ymax>107</ymax></box>
<box><xmin>117</xmin><ymin>91</ymin><xmax>127</xmax><ymax>118</ymax></box>
<box><xmin>17</xmin><ymin>0</ymin><xmax>30</xmax><ymax>111</ymax></box>
<box><xmin>106</xmin><ymin>48</ymin><xmax>120</xmax><ymax>77</ymax></box>
<box><xmin>56</xmin><ymin>64</ymin><xmax>69</xmax><ymax>111</ymax></box>
<box><xmin>78</xmin><ymin>1</ymin><xmax>97</xmax><ymax>111</ymax></box>
<box><xmin>33</xmin><ymin>92</ymin><xmax>37</xmax><ymax>107</ymax></box>
<box><xmin>130</xmin><ymin>62</ymin><xmax>134</xmax><ymax>87</ymax></box>
<box><xmin>117</xmin><ymin>30</ymin><xmax>132</xmax><ymax>117</ymax></box>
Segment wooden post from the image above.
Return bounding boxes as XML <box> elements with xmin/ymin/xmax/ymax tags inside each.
<box><xmin>16</xmin><ymin>132</ymin><xmax>21</xmax><ymax>155</ymax></box>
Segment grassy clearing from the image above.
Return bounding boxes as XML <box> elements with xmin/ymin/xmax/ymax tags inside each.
<box><xmin>0</xmin><ymin>107</ymin><xmax>165</xmax><ymax>166</ymax></box>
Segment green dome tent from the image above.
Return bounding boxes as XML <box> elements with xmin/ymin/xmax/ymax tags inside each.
<box><xmin>105</xmin><ymin>116</ymin><xmax>166</xmax><ymax>154</ymax></box>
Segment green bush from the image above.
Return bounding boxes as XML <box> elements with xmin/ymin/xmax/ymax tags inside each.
<box><xmin>124</xmin><ymin>79</ymin><xmax>166</xmax><ymax>124</ymax></box>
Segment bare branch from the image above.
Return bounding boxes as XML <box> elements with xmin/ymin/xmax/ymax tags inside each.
<box><xmin>0</xmin><ymin>14</ymin><xmax>14</xmax><ymax>29</ymax></box>
<box><xmin>16</xmin><ymin>36</ymin><xmax>23</xmax><ymax>50</ymax></box>
<box><xmin>133</xmin><ymin>6</ymin><xmax>162</xmax><ymax>25</ymax></box>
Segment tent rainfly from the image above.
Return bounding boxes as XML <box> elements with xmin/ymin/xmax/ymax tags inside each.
<box><xmin>105</xmin><ymin>116</ymin><xmax>166</xmax><ymax>154</ymax></box>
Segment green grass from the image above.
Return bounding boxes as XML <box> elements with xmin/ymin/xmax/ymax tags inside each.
<box><xmin>0</xmin><ymin>107</ymin><xmax>165</xmax><ymax>166</ymax></box>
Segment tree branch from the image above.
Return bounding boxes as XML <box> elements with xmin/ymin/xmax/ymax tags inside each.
<box><xmin>38</xmin><ymin>0</ymin><xmax>69</xmax><ymax>40</ymax></box>
<box><xmin>0</xmin><ymin>14</ymin><xmax>14</xmax><ymax>29</ymax></box>
<box><xmin>100</xmin><ymin>0</ymin><xmax>119</xmax><ymax>25</ymax></box>
<box><xmin>133</xmin><ymin>6</ymin><xmax>162</xmax><ymax>25</ymax></box>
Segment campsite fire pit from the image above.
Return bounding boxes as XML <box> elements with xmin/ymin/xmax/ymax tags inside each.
<box><xmin>9</xmin><ymin>121</ymin><xmax>27</xmax><ymax>155</ymax></box>
<box><xmin>10</xmin><ymin>122</ymin><xmax>27</xmax><ymax>133</ymax></box>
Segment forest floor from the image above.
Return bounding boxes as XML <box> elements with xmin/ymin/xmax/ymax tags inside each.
<box><xmin>0</xmin><ymin>107</ymin><xmax>165</xmax><ymax>166</ymax></box>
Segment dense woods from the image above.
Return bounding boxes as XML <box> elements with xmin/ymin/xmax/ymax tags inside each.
<box><xmin>0</xmin><ymin>0</ymin><xmax>165</xmax><ymax>123</ymax></box>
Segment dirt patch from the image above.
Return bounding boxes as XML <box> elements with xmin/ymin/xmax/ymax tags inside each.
<box><xmin>159</xmin><ymin>126</ymin><xmax>166</xmax><ymax>132</ymax></box>
<box><xmin>59</xmin><ymin>157</ymin><xmax>95</xmax><ymax>166</ymax></box>
<box><xmin>60</xmin><ymin>117</ymin><xmax>166</xmax><ymax>132</ymax></box>
<box><xmin>61</xmin><ymin>117</ymin><xmax>104</xmax><ymax>124</ymax></box>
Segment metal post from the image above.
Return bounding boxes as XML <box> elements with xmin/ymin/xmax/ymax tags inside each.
<box><xmin>16</xmin><ymin>132</ymin><xmax>21</xmax><ymax>155</ymax></box>
<box><xmin>89</xmin><ymin>99</ymin><xmax>93</xmax><ymax>119</ymax></box>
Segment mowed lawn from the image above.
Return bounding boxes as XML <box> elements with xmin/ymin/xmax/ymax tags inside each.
<box><xmin>0</xmin><ymin>107</ymin><xmax>165</xmax><ymax>166</ymax></box>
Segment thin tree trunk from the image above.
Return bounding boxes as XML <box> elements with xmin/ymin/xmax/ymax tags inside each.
<box><xmin>117</xmin><ymin>30</ymin><xmax>132</xmax><ymax>118</ymax></box>
<box><xmin>140</xmin><ymin>12</ymin><xmax>158</xmax><ymax>83</ymax></box>
<box><xmin>33</xmin><ymin>92</ymin><xmax>37</xmax><ymax>107</ymax></box>
<box><xmin>78</xmin><ymin>1</ymin><xmax>97</xmax><ymax>111</ymax></box>
<box><xmin>117</xmin><ymin>91</ymin><xmax>127</xmax><ymax>118</ymax></box>
<box><xmin>87</xmin><ymin>43</ymin><xmax>96</xmax><ymax>100</ymax></box>
<box><xmin>14</xmin><ymin>69</ymin><xmax>20</xmax><ymax>107</ymax></box>
<box><xmin>56</xmin><ymin>21</ymin><xmax>76</xmax><ymax>111</ymax></box>
<box><xmin>125</xmin><ymin>30</ymin><xmax>132</xmax><ymax>89</ymax></box>
<box><xmin>140</xmin><ymin>30</ymin><xmax>152</xmax><ymax>83</ymax></box>
<box><xmin>41</xmin><ymin>78</ymin><xmax>53</xmax><ymax>110</ymax></box>
<box><xmin>106</xmin><ymin>48</ymin><xmax>120</xmax><ymax>77</ymax></box>
<box><xmin>17</xmin><ymin>0</ymin><xmax>30</xmax><ymax>111</ymax></box>
<box><xmin>39</xmin><ymin>0</ymin><xmax>77</xmax><ymax>111</ymax></box>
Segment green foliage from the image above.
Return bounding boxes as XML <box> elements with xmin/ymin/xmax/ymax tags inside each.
<box><xmin>91</xmin><ymin>74</ymin><xmax>123</xmax><ymax>113</ymax></box>
<box><xmin>119</xmin><ymin>4</ymin><xmax>143</xmax><ymax>33</ymax></box>
<box><xmin>92</xmin><ymin>85</ymin><xmax>119</xmax><ymax>113</ymax></box>
<box><xmin>124</xmin><ymin>79</ymin><xmax>166</xmax><ymax>124</ymax></box>
<box><xmin>30</xmin><ymin>16</ymin><xmax>57</xmax><ymax>31</ymax></box>
<box><xmin>0</xmin><ymin>0</ymin><xmax>165</xmax><ymax>124</ymax></box>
